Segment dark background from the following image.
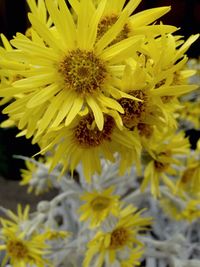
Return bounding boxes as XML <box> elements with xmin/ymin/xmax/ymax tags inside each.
<box><xmin>0</xmin><ymin>0</ymin><xmax>199</xmax><ymax>180</ymax></box>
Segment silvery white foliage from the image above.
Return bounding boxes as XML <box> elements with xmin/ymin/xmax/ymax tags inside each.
<box><xmin>1</xmin><ymin>155</ymin><xmax>200</xmax><ymax>267</ymax></box>
<box><xmin>2</xmin><ymin>157</ymin><xmax>200</xmax><ymax>267</ymax></box>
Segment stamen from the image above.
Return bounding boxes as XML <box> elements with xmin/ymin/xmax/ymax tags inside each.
<box><xmin>109</xmin><ymin>227</ymin><xmax>129</xmax><ymax>249</ymax></box>
<box><xmin>59</xmin><ymin>49</ymin><xmax>107</xmax><ymax>97</ymax></box>
<box><xmin>74</xmin><ymin>114</ymin><xmax>115</xmax><ymax>148</ymax></box>
<box><xmin>97</xmin><ymin>15</ymin><xmax>130</xmax><ymax>45</ymax></box>
<box><xmin>118</xmin><ymin>90</ymin><xmax>149</xmax><ymax>128</ymax></box>
<box><xmin>7</xmin><ymin>240</ymin><xmax>28</xmax><ymax>259</ymax></box>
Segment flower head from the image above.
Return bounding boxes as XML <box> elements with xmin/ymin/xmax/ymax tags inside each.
<box><xmin>84</xmin><ymin>204</ymin><xmax>151</xmax><ymax>267</ymax></box>
<box><xmin>78</xmin><ymin>187</ymin><xmax>120</xmax><ymax>228</ymax></box>
<box><xmin>0</xmin><ymin>206</ymin><xmax>50</xmax><ymax>267</ymax></box>
<box><xmin>141</xmin><ymin>130</ymin><xmax>190</xmax><ymax>197</ymax></box>
<box><xmin>0</xmin><ymin>0</ymin><xmax>144</xmax><ymax>139</ymax></box>
<box><xmin>20</xmin><ymin>157</ymin><xmax>53</xmax><ymax>195</ymax></box>
<box><xmin>38</xmin><ymin>113</ymin><xmax>141</xmax><ymax>181</ymax></box>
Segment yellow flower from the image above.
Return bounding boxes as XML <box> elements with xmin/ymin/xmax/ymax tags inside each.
<box><xmin>0</xmin><ymin>206</ymin><xmax>51</xmax><ymax>267</ymax></box>
<box><xmin>0</xmin><ymin>0</ymin><xmax>144</xmax><ymax>139</ymax></box>
<box><xmin>44</xmin><ymin>229</ymin><xmax>70</xmax><ymax>240</ymax></box>
<box><xmin>20</xmin><ymin>157</ymin><xmax>53</xmax><ymax>195</ymax></box>
<box><xmin>80</xmin><ymin>0</ymin><xmax>177</xmax><ymax>39</ymax></box>
<box><xmin>84</xmin><ymin>204</ymin><xmax>151</xmax><ymax>267</ymax></box>
<box><xmin>142</xmin><ymin>34</ymin><xmax>199</xmax><ymax>91</ymax></box>
<box><xmin>0</xmin><ymin>204</ymin><xmax>30</xmax><ymax>231</ymax></box>
<box><xmin>0</xmin><ymin>228</ymin><xmax>50</xmax><ymax>267</ymax></box>
<box><xmin>38</xmin><ymin>113</ymin><xmax>141</xmax><ymax>181</ymax></box>
<box><xmin>160</xmin><ymin>198</ymin><xmax>200</xmax><ymax>222</ymax></box>
<box><xmin>0</xmin><ymin>34</ymin><xmax>26</xmax><ymax>106</ymax></box>
<box><xmin>78</xmin><ymin>187</ymin><xmax>120</xmax><ymax>228</ymax></box>
<box><xmin>141</xmin><ymin>130</ymin><xmax>190</xmax><ymax>197</ymax></box>
<box><xmin>117</xmin><ymin>60</ymin><xmax>170</xmax><ymax>132</ymax></box>
<box><xmin>27</xmin><ymin>0</ymin><xmax>55</xmax><ymax>28</ymax></box>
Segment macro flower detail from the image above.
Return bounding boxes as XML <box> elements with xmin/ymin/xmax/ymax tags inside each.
<box><xmin>84</xmin><ymin>205</ymin><xmax>151</xmax><ymax>267</ymax></box>
<box><xmin>141</xmin><ymin>130</ymin><xmax>190</xmax><ymax>197</ymax></box>
<box><xmin>38</xmin><ymin>112</ymin><xmax>141</xmax><ymax>181</ymax></box>
<box><xmin>0</xmin><ymin>1</ymin><xmax>199</xmax><ymax>267</ymax></box>
<box><xmin>0</xmin><ymin>0</ymin><xmax>145</xmax><ymax>135</ymax></box>
<box><xmin>74</xmin><ymin>114</ymin><xmax>114</xmax><ymax>148</ymax></box>
<box><xmin>0</xmin><ymin>206</ymin><xmax>50</xmax><ymax>267</ymax></box>
<box><xmin>118</xmin><ymin>89</ymin><xmax>150</xmax><ymax>129</ymax></box>
<box><xmin>97</xmin><ymin>14</ymin><xmax>130</xmax><ymax>44</ymax></box>
<box><xmin>58</xmin><ymin>49</ymin><xmax>107</xmax><ymax>96</ymax></box>
<box><xmin>78</xmin><ymin>187</ymin><xmax>120</xmax><ymax>228</ymax></box>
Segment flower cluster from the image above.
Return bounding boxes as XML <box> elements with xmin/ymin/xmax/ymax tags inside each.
<box><xmin>0</xmin><ymin>0</ymin><xmax>199</xmax><ymax>267</ymax></box>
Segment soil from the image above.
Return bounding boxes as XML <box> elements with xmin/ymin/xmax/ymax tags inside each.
<box><xmin>0</xmin><ymin>176</ymin><xmax>58</xmax><ymax>215</ymax></box>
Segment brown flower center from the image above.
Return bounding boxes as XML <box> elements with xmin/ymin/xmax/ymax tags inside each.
<box><xmin>181</xmin><ymin>168</ymin><xmax>196</xmax><ymax>184</ymax></box>
<box><xmin>74</xmin><ymin>114</ymin><xmax>115</xmax><ymax>148</ymax></box>
<box><xmin>109</xmin><ymin>227</ymin><xmax>129</xmax><ymax>249</ymax></box>
<box><xmin>7</xmin><ymin>239</ymin><xmax>28</xmax><ymax>259</ymax></box>
<box><xmin>118</xmin><ymin>90</ymin><xmax>149</xmax><ymax>129</ymax></box>
<box><xmin>154</xmin><ymin>160</ymin><xmax>170</xmax><ymax>172</ymax></box>
<box><xmin>97</xmin><ymin>14</ymin><xmax>130</xmax><ymax>45</ymax></box>
<box><xmin>59</xmin><ymin>49</ymin><xmax>107</xmax><ymax>97</ymax></box>
<box><xmin>137</xmin><ymin>123</ymin><xmax>153</xmax><ymax>138</ymax></box>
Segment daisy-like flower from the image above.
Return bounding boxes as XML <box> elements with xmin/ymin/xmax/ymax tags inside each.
<box><xmin>20</xmin><ymin>157</ymin><xmax>54</xmax><ymax>195</ymax></box>
<box><xmin>0</xmin><ymin>0</ymin><xmax>145</xmax><ymax>139</ymax></box>
<box><xmin>141</xmin><ymin>130</ymin><xmax>190</xmax><ymax>198</ymax></box>
<box><xmin>0</xmin><ymin>227</ymin><xmax>50</xmax><ymax>267</ymax></box>
<box><xmin>116</xmin><ymin>60</ymin><xmax>168</xmax><ymax>132</ymax></box>
<box><xmin>37</xmin><ymin>113</ymin><xmax>141</xmax><ymax>181</ymax></box>
<box><xmin>78</xmin><ymin>187</ymin><xmax>120</xmax><ymax>228</ymax></box>
<box><xmin>83</xmin><ymin>204</ymin><xmax>151</xmax><ymax>267</ymax></box>
<box><xmin>142</xmin><ymin>34</ymin><xmax>199</xmax><ymax>96</ymax></box>
<box><xmin>78</xmin><ymin>0</ymin><xmax>177</xmax><ymax>40</ymax></box>
<box><xmin>0</xmin><ymin>205</ymin><xmax>51</xmax><ymax>267</ymax></box>
<box><xmin>0</xmin><ymin>204</ymin><xmax>30</xmax><ymax>231</ymax></box>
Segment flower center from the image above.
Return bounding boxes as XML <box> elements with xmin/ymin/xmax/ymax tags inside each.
<box><xmin>74</xmin><ymin>114</ymin><xmax>115</xmax><ymax>148</ymax></box>
<box><xmin>137</xmin><ymin>123</ymin><xmax>153</xmax><ymax>138</ymax></box>
<box><xmin>97</xmin><ymin>14</ymin><xmax>130</xmax><ymax>45</ymax></box>
<box><xmin>59</xmin><ymin>49</ymin><xmax>107</xmax><ymax>97</ymax></box>
<box><xmin>154</xmin><ymin>160</ymin><xmax>170</xmax><ymax>172</ymax></box>
<box><xmin>172</xmin><ymin>71</ymin><xmax>182</xmax><ymax>85</ymax></box>
<box><xmin>118</xmin><ymin>90</ymin><xmax>149</xmax><ymax>129</ymax></box>
<box><xmin>181</xmin><ymin>168</ymin><xmax>195</xmax><ymax>184</ymax></box>
<box><xmin>91</xmin><ymin>196</ymin><xmax>111</xmax><ymax>211</ymax></box>
<box><xmin>109</xmin><ymin>227</ymin><xmax>129</xmax><ymax>249</ymax></box>
<box><xmin>7</xmin><ymin>239</ymin><xmax>28</xmax><ymax>259</ymax></box>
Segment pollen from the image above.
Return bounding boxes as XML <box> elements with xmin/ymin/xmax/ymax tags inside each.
<box><xmin>7</xmin><ymin>239</ymin><xmax>28</xmax><ymax>259</ymax></box>
<box><xmin>59</xmin><ymin>49</ymin><xmax>107</xmax><ymax>97</ymax></box>
<box><xmin>118</xmin><ymin>90</ymin><xmax>149</xmax><ymax>129</ymax></box>
<box><xmin>109</xmin><ymin>227</ymin><xmax>129</xmax><ymax>249</ymax></box>
<box><xmin>97</xmin><ymin>14</ymin><xmax>130</xmax><ymax>45</ymax></box>
<box><xmin>74</xmin><ymin>114</ymin><xmax>115</xmax><ymax>148</ymax></box>
<box><xmin>90</xmin><ymin>196</ymin><xmax>111</xmax><ymax>211</ymax></box>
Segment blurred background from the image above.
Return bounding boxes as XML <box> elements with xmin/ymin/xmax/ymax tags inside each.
<box><xmin>0</xmin><ymin>0</ymin><xmax>199</xmax><ymax>180</ymax></box>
